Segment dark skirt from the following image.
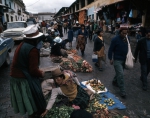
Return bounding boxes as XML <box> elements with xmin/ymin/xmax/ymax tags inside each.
<box><xmin>22</xmin><ymin>71</ymin><xmax>47</xmax><ymax>115</ymax></box>
<box><xmin>10</xmin><ymin>77</ymin><xmax>37</xmax><ymax>115</ymax></box>
<box><xmin>72</xmin><ymin>85</ymin><xmax>90</xmax><ymax>109</ymax></box>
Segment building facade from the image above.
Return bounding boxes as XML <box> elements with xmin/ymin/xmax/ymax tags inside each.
<box><xmin>38</xmin><ymin>12</ymin><xmax>55</xmax><ymax>21</ymax></box>
<box><xmin>1</xmin><ymin>0</ymin><xmax>29</xmax><ymax>24</ymax></box>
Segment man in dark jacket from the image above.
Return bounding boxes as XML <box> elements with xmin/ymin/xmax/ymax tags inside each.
<box><xmin>134</xmin><ymin>29</ymin><xmax>150</xmax><ymax>91</ymax></box>
<box><xmin>108</xmin><ymin>27</ymin><xmax>128</xmax><ymax>98</ymax></box>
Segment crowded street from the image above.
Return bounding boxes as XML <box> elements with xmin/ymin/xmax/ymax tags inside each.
<box><xmin>0</xmin><ymin>32</ymin><xmax>150</xmax><ymax>118</ymax></box>
<box><xmin>0</xmin><ymin>0</ymin><xmax>150</xmax><ymax>118</ymax></box>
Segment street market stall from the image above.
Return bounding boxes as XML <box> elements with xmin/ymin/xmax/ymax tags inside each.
<box><xmin>40</xmin><ymin>69</ymin><xmax>128</xmax><ymax>118</ymax></box>
<box><xmin>50</xmin><ymin>49</ymin><xmax>93</xmax><ymax>73</ymax></box>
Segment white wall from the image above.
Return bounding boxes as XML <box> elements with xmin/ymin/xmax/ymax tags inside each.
<box><xmin>38</xmin><ymin>14</ymin><xmax>54</xmax><ymax>21</ymax></box>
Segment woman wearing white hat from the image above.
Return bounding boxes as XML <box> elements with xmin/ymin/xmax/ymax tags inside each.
<box><xmin>10</xmin><ymin>25</ymin><xmax>46</xmax><ymax>118</ymax></box>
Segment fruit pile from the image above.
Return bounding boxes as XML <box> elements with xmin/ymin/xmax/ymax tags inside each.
<box><xmin>86</xmin><ymin>79</ymin><xmax>105</xmax><ymax>91</ymax></box>
<box><xmin>104</xmin><ymin>98</ymin><xmax>115</xmax><ymax>106</ymax></box>
<box><xmin>86</xmin><ymin>94</ymin><xmax>128</xmax><ymax>118</ymax></box>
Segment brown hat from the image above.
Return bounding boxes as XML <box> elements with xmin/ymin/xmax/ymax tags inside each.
<box><xmin>51</xmin><ymin>68</ymin><xmax>63</xmax><ymax>78</ymax></box>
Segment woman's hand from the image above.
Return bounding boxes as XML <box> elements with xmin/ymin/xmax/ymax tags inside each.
<box><xmin>41</xmin><ymin>109</ymin><xmax>48</xmax><ymax>117</ymax></box>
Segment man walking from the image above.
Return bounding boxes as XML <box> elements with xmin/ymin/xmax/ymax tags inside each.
<box><xmin>134</xmin><ymin>30</ymin><xmax>150</xmax><ymax>91</ymax></box>
<box><xmin>108</xmin><ymin>27</ymin><xmax>128</xmax><ymax>98</ymax></box>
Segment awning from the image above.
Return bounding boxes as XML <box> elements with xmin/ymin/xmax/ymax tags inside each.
<box><xmin>76</xmin><ymin>1</ymin><xmax>96</xmax><ymax>12</ymax></box>
<box><xmin>95</xmin><ymin>0</ymin><xmax>123</xmax><ymax>8</ymax></box>
<box><xmin>76</xmin><ymin>0</ymin><xmax>123</xmax><ymax>13</ymax></box>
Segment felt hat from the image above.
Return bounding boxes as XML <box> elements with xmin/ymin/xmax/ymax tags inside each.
<box><xmin>51</xmin><ymin>68</ymin><xmax>63</xmax><ymax>78</ymax></box>
<box><xmin>53</xmin><ymin>36</ymin><xmax>62</xmax><ymax>43</ymax></box>
<box><xmin>23</xmin><ymin>25</ymin><xmax>43</xmax><ymax>39</ymax></box>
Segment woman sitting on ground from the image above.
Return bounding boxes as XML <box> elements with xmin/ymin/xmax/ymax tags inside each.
<box><xmin>41</xmin><ymin>68</ymin><xmax>90</xmax><ymax>117</ymax></box>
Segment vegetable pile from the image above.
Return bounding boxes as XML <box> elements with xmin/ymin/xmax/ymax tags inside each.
<box><xmin>66</xmin><ymin>49</ymin><xmax>78</xmax><ymax>54</ymax></box>
<box><xmin>60</xmin><ymin>55</ymin><xmax>93</xmax><ymax>73</ymax></box>
<box><xmin>45</xmin><ymin>106</ymin><xmax>74</xmax><ymax>118</ymax></box>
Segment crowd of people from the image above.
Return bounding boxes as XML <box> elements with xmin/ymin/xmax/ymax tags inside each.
<box><xmin>9</xmin><ymin>18</ymin><xmax>150</xmax><ymax>118</ymax></box>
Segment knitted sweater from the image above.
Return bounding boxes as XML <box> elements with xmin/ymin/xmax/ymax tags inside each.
<box><xmin>108</xmin><ymin>35</ymin><xmax>128</xmax><ymax>61</ymax></box>
<box><xmin>60</xmin><ymin>74</ymin><xmax>77</xmax><ymax>101</ymax></box>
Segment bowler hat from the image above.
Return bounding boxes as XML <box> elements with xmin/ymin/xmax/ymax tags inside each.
<box><xmin>51</xmin><ymin>68</ymin><xmax>63</xmax><ymax>78</ymax></box>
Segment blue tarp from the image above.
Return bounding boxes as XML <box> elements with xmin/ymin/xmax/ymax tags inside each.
<box><xmin>80</xmin><ymin>83</ymin><xmax>126</xmax><ymax>110</ymax></box>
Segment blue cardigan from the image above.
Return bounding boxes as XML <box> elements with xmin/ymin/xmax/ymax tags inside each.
<box><xmin>108</xmin><ymin>35</ymin><xmax>128</xmax><ymax>61</ymax></box>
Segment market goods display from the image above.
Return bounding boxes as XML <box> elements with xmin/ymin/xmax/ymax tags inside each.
<box><xmin>45</xmin><ymin>106</ymin><xmax>74</xmax><ymax>118</ymax></box>
<box><xmin>66</xmin><ymin>49</ymin><xmax>78</xmax><ymax>54</ymax></box>
<box><xmin>60</xmin><ymin>58</ymin><xmax>79</xmax><ymax>72</ymax></box>
<box><xmin>82</xmin><ymin>79</ymin><xmax>107</xmax><ymax>93</ymax></box>
<box><xmin>104</xmin><ymin>98</ymin><xmax>115</xmax><ymax>106</ymax></box>
<box><xmin>86</xmin><ymin>79</ymin><xmax>105</xmax><ymax>92</ymax></box>
<box><xmin>60</xmin><ymin>55</ymin><xmax>93</xmax><ymax>73</ymax></box>
<box><xmin>51</xmin><ymin>56</ymin><xmax>63</xmax><ymax>63</ymax></box>
<box><xmin>86</xmin><ymin>94</ymin><xmax>128</xmax><ymax>118</ymax></box>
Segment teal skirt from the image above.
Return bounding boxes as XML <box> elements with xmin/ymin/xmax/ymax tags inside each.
<box><xmin>72</xmin><ymin>85</ymin><xmax>90</xmax><ymax>109</ymax></box>
<box><xmin>10</xmin><ymin>77</ymin><xmax>37</xmax><ymax>115</ymax></box>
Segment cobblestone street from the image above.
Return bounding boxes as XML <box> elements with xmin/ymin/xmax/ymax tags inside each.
<box><xmin>0</xmin><ymin>33</ymin><xmax>150</xmax><ymax>118</ymax></box>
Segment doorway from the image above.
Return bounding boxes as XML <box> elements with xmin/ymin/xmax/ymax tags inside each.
<box><xmin>6</xmin><ymin>14</ymin><xmax>9</xmax><ymax>22</ymax></box>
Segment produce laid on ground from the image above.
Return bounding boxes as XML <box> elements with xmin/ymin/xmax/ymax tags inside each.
<box><xmin>82</xmin><ymin>79</ymin><xmax>107</xmax><ymax>93</ymax></box>
<box><xmin>60</xmin><ymin>58</ymin><xmax>79</xmax><ymax>72</ymax></box>
<box><xmin>44</xmin><ymin>93</ymin><xmax>128</xmax><ymax>118</ymax></box>
<box><xmin>66</xmin><ymin>49</ymin><xmax>78</xmax><ymax>54</ymax></box>
<box><xmin>104</xmin><ymin>98</ymin><xmax>115</xmax><ymax>106</ymax></box>
<box><xmin>51</xmin><ymin>56</ymin><xmax>63</xmax><ymax>63</ymax></box>
<box><xmin>86</xmin><ymin>79</ymin><xmax>105</xmax><ymax>92</ymax></box>
<box><xmin>86</xmin><ymin>94</ymin><xmax>128</xmax><ymax>118</ymax></box>
<box><xmin>45</xmin><ymin>105</ymin><xmax>74</xmax><ymax>118</ymax></box>
<box><xmin>59</xmin><ymin>55</ymin><xmax>93</xmax><ymax>73</ymax></box>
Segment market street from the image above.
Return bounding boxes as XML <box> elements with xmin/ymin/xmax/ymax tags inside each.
<box><xmin>0</xmin><ymin>33</ymin><xmax>150</xmax><ymax>118</ymax></box>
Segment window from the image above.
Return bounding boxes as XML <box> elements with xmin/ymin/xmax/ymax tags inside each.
<box><xmin>14</xmin><ymin>3</ymin><xmax>15</xmax><ymax>8</ymax></box>
<box><xmin>9</xmin><ymin>2</ymin><xmax>11</xmax><ymax>8</ymax></box>
<box><xmin>5</xmin><ymin>0</ymin><xmax>6</xmax><ymax>5</ymax></box>
<box><xmin>6</xmin><ymin>14</ymin><xmax>9</xmax><ymax>22</ymax></box>
<box><xmin>0</xmin><ymin>0</ymin><xmax>2</xmax><ymax>4</ymax></box>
